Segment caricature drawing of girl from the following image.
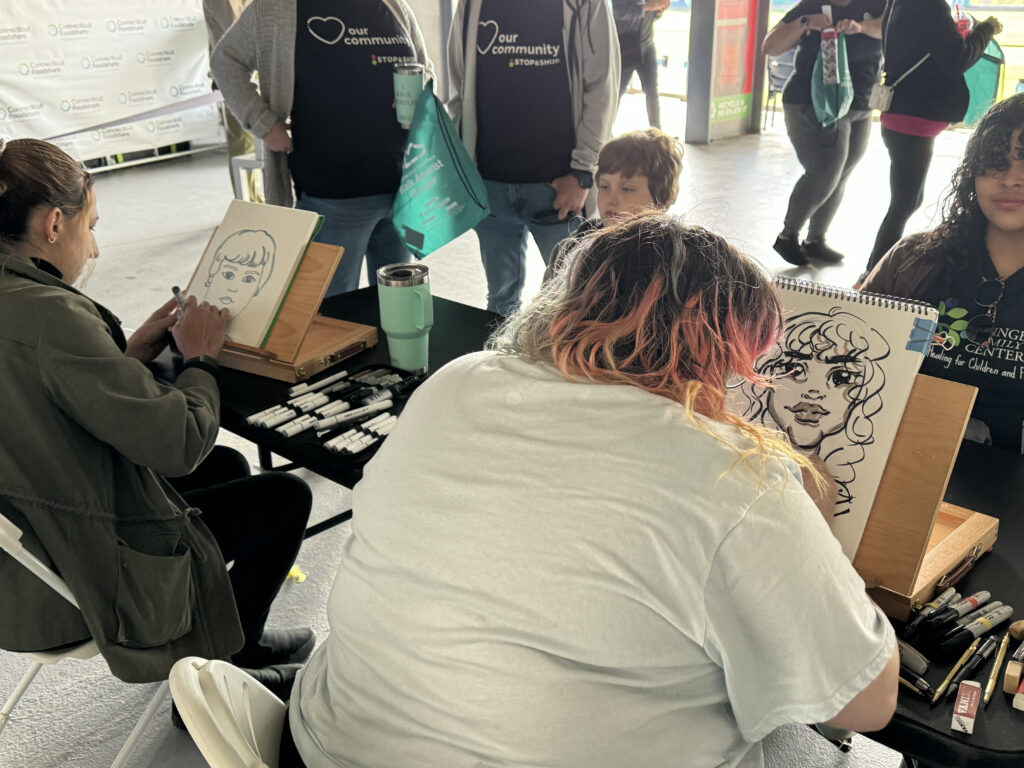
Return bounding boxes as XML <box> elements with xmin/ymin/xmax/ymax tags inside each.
<box><xmin>741</xmin><ymin>308</ymin><xmax>890</xmax><ymax>515</ymax></box>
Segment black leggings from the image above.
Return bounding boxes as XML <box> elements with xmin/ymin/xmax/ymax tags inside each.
<box><xmin>867</xmin><ymin>128</ymin><xmax>936</xmax><ymax>270</ymax></box>
<box><xmin>170</xmin><ymin>446</ymin><xmax>312</xmax><ymax>652</ymax></box>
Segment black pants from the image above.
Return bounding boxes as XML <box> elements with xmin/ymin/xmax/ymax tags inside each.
<box><xmin>867</xmin><ymin>128</ymin><xmax>936</xmax><ymax>271</ymax></box>
<box><xmin>170</xmin><ymin>446</ymin><xmax>312</xmax><ymax>652</ymax></box>
<box><xmin>619</xmin><ymin>42</ymin><xmax>661</xmax><ymax>128</ymax></box>
<box><xmin>278</xmin><ymin>707</ymin><xmax>308</xmax><ymax>768</ymax></box>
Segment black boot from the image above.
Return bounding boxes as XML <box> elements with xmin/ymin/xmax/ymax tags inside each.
<box><xmin>773</xmin><ymin>233</ymin><xmax>808</xmax><ymax>266</ymax></box>
<box><xmin>802</xmin><ymin>239</ymin><xmax>845</xmax><ymax>264</ymax></box>
<box><xmin>232</xmin><ymin>628</ymin><xmax>316</xmax><ymax>669</ymax></box>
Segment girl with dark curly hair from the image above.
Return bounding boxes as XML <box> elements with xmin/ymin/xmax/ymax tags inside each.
<box><xmin>862</xmin><ymin>93</ymin><xmax>1024</xmax><ymax>451</ymax></box>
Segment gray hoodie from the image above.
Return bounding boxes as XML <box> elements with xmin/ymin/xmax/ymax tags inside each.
<box><xmin>447</xmin><ymin>0</ymin><xmax>620</xmax><ymax>175</ymax></box>
<box><xmin>211</xmin><ymin>0</ymin><xmax>434</xmax><ymax>207</ymax></box>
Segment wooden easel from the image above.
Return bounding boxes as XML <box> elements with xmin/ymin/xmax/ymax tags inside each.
<box><xmin>216</xmin><ymin>240</ymin><xmax>378</xmax><ymax>382</ymax></box>
<box><xmin>852</xmin><ymin>374</ymin><xmax>998</xmax><ymax>620</ymax></box>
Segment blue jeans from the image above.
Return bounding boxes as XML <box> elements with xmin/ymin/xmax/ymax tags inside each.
<box><xmin>475</xmin><ymin>180</ymin><xmax>577</xmax><ymax>315</ymax></box>
<box><xmin>296</xmin><ymin>193</ymin><xmax>412</xmax><ymax>296</ymax></box>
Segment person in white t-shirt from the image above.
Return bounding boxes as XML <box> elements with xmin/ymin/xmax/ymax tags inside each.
<box><xmin>282</xmin><ymin>214</ymin><xmax>899</xmax><ymax>768</ymax></box>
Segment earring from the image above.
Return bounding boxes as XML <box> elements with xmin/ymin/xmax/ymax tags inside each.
<box><xmin>47</xmin><ymin>235</ymin><xmax>56</xmax><ymax>244</ymax></box>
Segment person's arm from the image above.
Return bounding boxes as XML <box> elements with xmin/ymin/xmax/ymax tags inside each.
<box><xmin>209</xmin><ymin>1</ymin><xmax>282</xmax><ymax>145</ymax></box>
<box><xmin>835</xmin><ymin>16</ymin><xmax>882</xmax><ymax>39</ymax></box>
<box><xmin>960</xmin><ymin>18</ymin><xmax>1000</xmax><ymax>72</ymax></box>
<box><xmin>444</xmin><ymin>0</ymin><xmax>468</xmax><ymax>129</ymax></box>
<box><xmin>702</xmin><ymin>472</ymin><xmax>898</xmax><ymax>742</ymax></box>
<box><xmin>202</xmin><ymin>0</ymin><xmax>240</xmax><ymax>48</ymax></box>
<box><xmin>392</xmin><ymin>0</ymin><xmax>436</xmax><ymax>83</ymax></box>
<box><xmin>38</xmin><ymin>298</ymin><xmax>226</xmax><ymax>478</ymax></box>
<box><xmin>825</xmin><ymin>640</ymin><xmax>900</xmax><ymax>732</ymax></box>
<box><xmin>555</xmin><ymin>0</ymin><xmax>619</xmax><ymax>219</ymax></box>
<box><xmin>763</xmin><ymin>9</ymin><xmax>830</xmax><ymax>57</ymax></box>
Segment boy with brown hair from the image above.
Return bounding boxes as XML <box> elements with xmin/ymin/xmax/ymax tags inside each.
<box><xmin>545</xmin><ymin>127</ymin><xmax>683</xmax><ymax>280</ymax></box>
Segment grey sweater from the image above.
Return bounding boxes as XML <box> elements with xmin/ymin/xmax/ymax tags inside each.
<box><xmin>447</xmin><ymin>0</ymin><xmax>620</xmax><ymax>175</ymax></box>
<box><xmin>211</xmin><ymin>0</ymin><xmax>434</xmax><ymax>207</ymax></box>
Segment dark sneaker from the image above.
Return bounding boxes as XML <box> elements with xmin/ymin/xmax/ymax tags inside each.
<box><xmin>232</xmin><ymin>627</ymin><xmax>316</xmax><ymax>669</ymax></box>
<box><xmin>773</xmin><ymin>234</ymin><xmax>809</xmax><ymax>266</ymax></box>
<box><xmin>171</xmin><ymin>663</ymin><xmax>302</xmax><ymax>730</ymax></box>
<box><xmin>801</xmin><ymin>239</ymin><xmax>845</xmax><ymax>264</ymax></box>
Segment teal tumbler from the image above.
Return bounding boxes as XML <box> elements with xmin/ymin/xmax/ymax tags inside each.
<box><xmin>376</xmin><ymin>263</ymin><xmax>433</xmax><ymax>373</ymax></box>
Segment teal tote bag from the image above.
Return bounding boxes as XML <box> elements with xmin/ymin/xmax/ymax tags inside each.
<box><xmin>391</xmin><ymin>83</ymin><xmax>489</xmax><ymax>258</ymax></box>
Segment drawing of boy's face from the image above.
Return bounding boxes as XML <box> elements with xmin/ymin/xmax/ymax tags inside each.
<box><xmin>207</xmin><ymin>261</ymin><xmax>263</xmax><ymax>317</ymax></box>
<box><xmin>203</xmin><ymin>230</ymin><xmax>276</xmax><ymax>319</ymax></box>
<box><xmin>765</xmin><ymin>347</ymin><xmax>866</xmax><ymax>451</ymax></box>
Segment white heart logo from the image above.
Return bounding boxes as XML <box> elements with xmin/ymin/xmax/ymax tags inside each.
<box><xmin>403</xmin><ymin>143</ymin><xmax>427</xmax><ymax>169</ymax></box>
<box><xmin>477</xmin><ymin>20</ymin><xmax>499</xmax><ymax>55</ymax></box>
<box><xmin>307</xmin><ymin>16</ymin><xmax>345</xmax><ymax>45</ymax></box>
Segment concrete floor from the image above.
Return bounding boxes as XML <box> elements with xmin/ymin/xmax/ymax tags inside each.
<box><xmin>0</xmin><ymin>95</ymin><xmax>967</xmax><ymax>767</ymax></box>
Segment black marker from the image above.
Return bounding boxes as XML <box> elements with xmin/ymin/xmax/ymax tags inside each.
<box><xmin>925</xmin><ymin>591</ymin><xmax>991</xmax><ymax>630</ymax></box>
<box><xmin>904</xmin><ymin>587</ymin><xmax>958</xmax><ymax>638</ymax></box>
<box><xmin>938</xmin><ymin>605</ymin><xmax>1013</xmax><ymax>653</ymax></box>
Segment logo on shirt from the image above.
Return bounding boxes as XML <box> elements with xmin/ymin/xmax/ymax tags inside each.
<box><xmin>307</xmin><ymin>16</ymin><xmax>346</xmax><ymax>45</ymax></box>
<box><xmin>476</xmin><ymin>19</ymin><xmax>560</xmax><ymax>68</ymax></box>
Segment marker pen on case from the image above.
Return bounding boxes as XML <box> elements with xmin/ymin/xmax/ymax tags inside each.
<box><xmin>926</xmin><ymin>591</ymin><xmax>991</xmax><ymax>629</ymax></box>
<box><xmin>287</xmin><ymin>370</ymin><xmax>350</xmax><ymax>397</ymax></box>
<box><xmin>276</xmin><ymin>414</ymin><xmax>319</xmax><ymax>437</ymax></box>
<box><xmin>905</xmin><ymin>587</ymin><xmax>958</xmax><ymax>638</ymax></box>
<box><xmin>316</xmin><ymin>400</ymin><xmax>393</xmax><ymax>430</ymax></box>
<box><xmin>939</xmin><ymin>605</ymin><xmax>1013</xmax><ymax>654</ymax></box>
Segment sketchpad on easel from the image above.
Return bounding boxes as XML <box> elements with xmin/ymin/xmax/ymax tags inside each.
<box><xmin>964</xmin><ymin>38</ymin><xmax>1004</xmax><ymax>127</ymax></box>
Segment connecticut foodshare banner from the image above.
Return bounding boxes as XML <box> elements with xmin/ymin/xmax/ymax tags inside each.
<box><xmin>0</xmin><ymin>0</ymin><xmax>222</xmax><ymax>163</ymax></box>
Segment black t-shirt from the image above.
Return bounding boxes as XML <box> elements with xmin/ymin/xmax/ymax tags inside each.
<box><xmin>475</xmin><ymin>0</ymin><xmax>574</xmax><ymax>183</ymax></box>
<box><xmin>918</xmin><ymin>256</ymin><xmax>1024</xmax><ymax>452</ymax></box>
<box><xmin>781</xmin><ymin>0</ymin><xmax>885</xmax><ymax>112</ymax></box>
<box><xmin>290</xmin><ymin>0</ymin><xmax>416</xmax><ymax>199</ymax></box>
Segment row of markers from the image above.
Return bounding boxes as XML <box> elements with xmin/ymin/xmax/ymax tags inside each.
<box><xmin>245</xmin><ymin>367</ymin><xmax>425</xmax><ymax>455</ymax></box>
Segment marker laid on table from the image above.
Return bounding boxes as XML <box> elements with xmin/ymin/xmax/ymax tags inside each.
<box><xmin>939</xmin><ymin>605</ymin><xmax>1013</xmax><ymax>653</ymax></box>
<box><xmin>905</xmin><ymin>587</ymin><xmax>958</xmax><ymax>638</ymax></box>
<box><xmin>942</xmin><ymin>602</ymin><xmax>1005</xmax><ymax>635</ymax></box>
<box><xmin>899</xmin><ymin>667</ymin><xmax>935</xmax><ymax>698</ymax></box>
<box><xmin>933</xmin><ymin>639</ymin><xmax>980</xmax><ymax>704</ymax></box>
<box><xmin>984</xmin><ymin>632</ymin><xmax>1011</xmax><ymax>707</ymax></box>
<box><xmin>947</xmin><ymin>635</ymin><xmax>1000</xmax><ymax>699</ymax></box>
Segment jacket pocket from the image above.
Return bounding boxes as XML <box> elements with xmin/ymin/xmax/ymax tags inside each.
<box><xmin>114</xmin><ymin>541</ymin><xmax>193</xmax><ymax>649</ymax></box>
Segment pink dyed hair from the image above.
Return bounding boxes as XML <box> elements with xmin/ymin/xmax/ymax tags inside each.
<box><xmin>489</xmin><ymin>213</ymin><xmax>813</xmax><ymax>470</ymax></box>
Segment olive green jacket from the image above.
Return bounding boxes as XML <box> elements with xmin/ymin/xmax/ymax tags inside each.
<box><xmin>0</xmin><ymin>253</ymin><xmax>244</xmax><ymax>683</ymax></box>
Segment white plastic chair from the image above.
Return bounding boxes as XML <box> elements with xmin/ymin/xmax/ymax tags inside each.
<box><xmin>169</xmin><ymin>656</ymin><xmax>287</xmax><ymax>768</ymax></box>
<box><xmin>0</xmin><ymin>511</ymin><xmax>169</xmax><ymax>767</ymax></box>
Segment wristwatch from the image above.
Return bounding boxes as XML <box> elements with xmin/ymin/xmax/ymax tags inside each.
<box><xmin>569</xmin><ymin>168</ymin><xmax>594</xmax><ymax>189</ymax></box>
<box><xmin>184</xmin><ymin>354</ymin><xmax>220</xmax><ymax>370</ymax></box>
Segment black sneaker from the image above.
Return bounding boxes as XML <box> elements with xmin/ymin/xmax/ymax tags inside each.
<box><xmin>171</xmin><ymin>662</ymin><xmax>303</xmax><ymax>731</ymax></box>
<box><xmin>232</xmin><ymin>627</ymin><xmax>316</xmax><ymax>669</ymax></box>
<box><xmin>773</xmin><ymin>234</ymin><xmax>809</xmax><ymax>266</ymax></box>
<box><xmin>801</xmin><ymin>239</ymin><xmax>845</xmax><ymax>264</ymax></box>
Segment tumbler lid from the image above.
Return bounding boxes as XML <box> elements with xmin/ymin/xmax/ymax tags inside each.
<box><xmin>377</xmin><ymin>262</ymin><xmax>429</xmax><ymax>287</ymax></box>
